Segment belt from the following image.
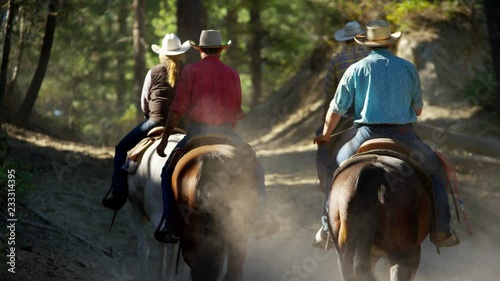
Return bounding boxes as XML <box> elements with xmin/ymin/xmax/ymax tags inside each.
<box><xmin>355</xmin><ymin>123</ymin><xmax>409</xmax><ymax>129</ymax></box>
<box><xmin>190</xmin><ymin>122</ymin><xmax>233</xmax><ymax>129</ymax></box>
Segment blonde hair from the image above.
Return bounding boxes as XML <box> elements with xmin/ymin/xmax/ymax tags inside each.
<box><xmin>159</xmin><ymin>54</ymin><xmax>185</xmax><ymax>87</ymax></box>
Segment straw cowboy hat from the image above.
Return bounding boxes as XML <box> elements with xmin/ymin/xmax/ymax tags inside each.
<box><xmin>189</xmin><ymin>30</ymin><xmax>231</xmax><ymax>50</ymax></box>
<box><xmin>354</xmin><ymin>20</ymin><xmax>401</xmax><ymax>47</ymax></box>
<box><xmin>334</xmin><ymin>21</ymin><xmax>365</xmax><ymax>41</ymax></box>
<box><xmin>151</xmin><ymin>33</ymin><xmax>191</xmax><ymax>55</ymax></box>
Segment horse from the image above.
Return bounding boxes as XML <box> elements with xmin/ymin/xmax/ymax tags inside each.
<box><xmin>128</xmin><ymin>133</ymin><xmax>260</xmax><ymax>281</ymax></box>
<box><xmin>170</xmin><ymin>135</ymin><xmax>260</xmax><ymax>281</ymax></box>
<box><xmin>127</xmin><ymin>132</ymin><xmax>185</xmax><ymax>281</ymax></box>
<box><xmin>327</xmin><ymin>142</ymin><xmax>433</xmax><ymax>281</ymax></box>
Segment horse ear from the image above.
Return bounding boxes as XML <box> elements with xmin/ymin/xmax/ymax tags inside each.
<box><xmin>378</xmin><ymin>185</ymin><xmax>386</xmax><ymax>204</ymax></box>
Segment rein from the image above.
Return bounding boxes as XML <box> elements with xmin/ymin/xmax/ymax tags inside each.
<box><xmin>330</xmin><ymin>126</ymin><xmax>356</xmax><ymax>138</ymax></box>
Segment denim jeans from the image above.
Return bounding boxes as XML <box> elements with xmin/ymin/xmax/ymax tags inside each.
<box><xmin>111</xmin><ymin>119</ymin><xmax>162</xmax><ymax>196</ymax></box>
<box><xmin>321</xmin><ymin>123</ymin><xmax>450</xmax><ymax>233</ymax></box>
<box><xmin>160</xmin><ymin>123</ymin><xmax>267</xmax><ymax>224</ymax></box>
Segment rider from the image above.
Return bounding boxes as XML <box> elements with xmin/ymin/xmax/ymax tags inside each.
<box><xmin>315</xmin><ymin>21</ymin><xmax>369</xmax><ymax>247</ymax></box>
<box><xmin>102</xmin><ymin>33</ymin><xmax>190</xmax><ymax>211</ymax></box>
<box><xmin>313</xmin><ymin>20</ymin><xmax>459</xmax><ymax>248</ymax></box>
<box><xmin>154</xmin><ymin>30</ymin><xmax>279</xmax><ymax>244</ymax></box>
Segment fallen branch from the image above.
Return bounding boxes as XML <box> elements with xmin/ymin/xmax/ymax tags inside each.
<box><xmin>20</xmin><ymin>203</ymin><xmax>112</xmax><ymax>257</ymax></box>
<box><xmin>414</xmin><ymin>123</ymin><xmax>500</xmax><ymax>158</ymax></box>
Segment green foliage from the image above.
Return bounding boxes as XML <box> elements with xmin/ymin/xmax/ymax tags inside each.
<box><xmin>463</xmin><ymin>70</ymin><xmax>500</xmax><ymax>119</ymax></box>
<box><xmin>0</xmin><ymin>134</ymin><xmax>36</xmax><ymax>199</ymax></box>
<box><xmin>385</xmin><ymin>0</ymin><xmax>461</xmax><ymax>30</ymax></box>
<box><xmin>2</xmin><ymin>0</ymin><xmax>482</xmax><ymax>145</ymax></box>
<box><xmin>0</xmin><ymin>161</ymin><xmax>36</xmax><ymax>201</ymax></box>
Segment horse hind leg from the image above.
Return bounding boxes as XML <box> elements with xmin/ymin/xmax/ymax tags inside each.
<box><xmin>388</xmin><ymin>247</ymin><xmax>421</xmax><ymax>281</ymax></box>
<box><xmin>337</xmin><ymin>249</ymin><xmax>377</xmax><ymax>281</ymax></box>
<box><xmin>223</xmin><ymin>234</ymin><xmax>248</xmax><ymax>281</ymax></box>
<box><xmin>131</xmin><ymin>205</ymin><xmax>150</xmax><ymax>281</ymax></box>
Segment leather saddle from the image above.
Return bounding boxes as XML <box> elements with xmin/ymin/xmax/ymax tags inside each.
<box><xmin>123</xmin><ymin>126</ymin><xmax>187</xmax><ymax>173</ymax></box>
<box><xmin>334</xmin><ymin>138</ymin><xmax>430</xmax><ymax>186</ymax></box>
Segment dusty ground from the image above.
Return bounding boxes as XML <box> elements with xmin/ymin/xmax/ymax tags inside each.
<box><xmin>1</xmin><ymin>102</ymin><xmax>500</xmax><ymax>281</ymax></box>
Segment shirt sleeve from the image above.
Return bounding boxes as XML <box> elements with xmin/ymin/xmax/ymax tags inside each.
<box><xmin>170</xmin><ymin>67</ymin><xmax>191</xmax><ymax>115</ymax></box>
<box><xmin>323</xmin><ymin>59</ymin><xmax>337</xmax><ymax>101</ymax></box>
<box><xmin>329</xmin><ymin>66</ymin><xmax>355</xmax><ymax>116</ymax></box>
<box><xmin>140</xmin><ymin>69</ymin><xmax>152</xmax><ymax>115</ymax></box>
<box><xmin>410</xmin><ymin>66</ymin><xmax>423</xmax><ymax>110</ymax></box>
<box><xmin>233</xmin><ymin>72</ymin><xmax>244</xmax><ymax>121</ymax></box>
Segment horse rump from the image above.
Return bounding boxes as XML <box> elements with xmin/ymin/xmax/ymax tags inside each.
<box><xmin>330</xmin><ymin>164</ymin><xmax>382</xmax><ymax>281</ymax></box>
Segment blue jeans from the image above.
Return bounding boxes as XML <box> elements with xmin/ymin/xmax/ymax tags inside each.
<box><xmin>160</xmin><ymin>123</ymin><xmax>267</xmax><ymax>225</ymax></box>
<box><xmin>111</xmin><ymin>119</ymin><xmax>162</xmax><ymax>196</ymax></box>
<box><xmin>323</xmin><ymin>124</ymin><xmax>450</xmax><ymax>233</ymax></box>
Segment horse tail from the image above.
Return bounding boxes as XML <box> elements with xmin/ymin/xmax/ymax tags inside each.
<box><xmin>188</xmin><ymin>151</ymin><xmax>229</xmax><ymax>280</ymax></box>
<box><xmin>195</xmin><ymin>151</ymin><xmax>230</xmax><ymax>213</ymax></box>
<box><xmin>338</xmin><ymin>164</ymin><xmax>382</xmax><ymax>281</ymax></box>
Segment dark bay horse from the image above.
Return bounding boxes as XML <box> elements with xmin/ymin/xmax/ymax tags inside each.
<box><xmin>171</xmin><ymin>139</ymin><xmax>260</xmax><ymax>281</ymax></box>
<box><xmin>327</xmin><ymin>151</ymin><xmax>432</xmax><ymax>281</ymax></box>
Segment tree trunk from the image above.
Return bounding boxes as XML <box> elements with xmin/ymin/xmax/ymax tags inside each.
<box><xmin>225</xmin><ymin>6</ymin><xmax>239</xmax><ymax>68</ymax></box>
<box><xmin>414</xmin><ymin>123</ymin><xmax>500</xmax><ymax>158</ymax></box>
<box><xmin>0</xmin><ymin>0</ymin><xmax>17</xmax><ymax>112</ymax></box>
<box><xmin>18</xmin><ymin>0</ymin><xmax>59</xmax><ymax>124</ymax></box>
<box><xmin>116</xmin><ymin>3</ymin><xmax>128</xmax><ymax>111</ymax></box>
<box><xmin>177</xmin><ymin>0</ymin><xmax>206</xmax><ymax>65</ymax></box>
<box><xmin>249</xmin><ymin>0</ymin><xmax>263</xmax><ymax>109</ymax></box>
<box><xmin>133</xmin><ymin>0</ymin><xmax>146</xmax><ymax>115</ymax></box>
<box><xmin>7</xmin><ymin>5</ymin><xmax>26</xmax><ymax>97</ymax></box>
<box><xmin>483</xmin><ymin>0</ymin><xmax>500</xmax><ymax>94</ymax></box>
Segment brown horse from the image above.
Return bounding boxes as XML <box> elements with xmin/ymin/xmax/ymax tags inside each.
<box><xmin>327</xmin><ymin>149</ymin><xmax>432</xmax><ymax>281</ymax></box>
<box><xmin>171</xmin><ymin>139</ymin><xmax>260</xmax><ymax>281</ymax></box>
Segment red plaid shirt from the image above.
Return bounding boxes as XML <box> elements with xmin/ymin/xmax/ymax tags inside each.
<box><xmin>170</xmin><ymin>56</ymin><xmax>243</xmax><ymax>126</ymax></box>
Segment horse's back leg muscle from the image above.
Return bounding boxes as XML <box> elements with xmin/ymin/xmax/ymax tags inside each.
<box><xmin>131</xmin><ymin>204</ymin><xmax>150</xmax><ymax>281</ymax></box>
<box><xmin>333</xmin><ymin>164</ymin><xmax>381</xmax><ymax>281</ymax></box>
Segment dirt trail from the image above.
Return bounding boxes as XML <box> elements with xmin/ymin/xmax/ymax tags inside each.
<box><xmin>2</xmin><ymin>110</ymin><xmax>500</xmax><ymax>281</ymax></box>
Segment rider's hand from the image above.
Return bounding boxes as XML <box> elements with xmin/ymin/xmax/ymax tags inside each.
<box><xmin>313</xmin><ymin>134</ymin><xmax>330</xmax><ymax>145</ymax></box>
<box><xmin>156</xmin><ymin>140</ymin><xmax>168</xmax><ymax>157</ymax></box>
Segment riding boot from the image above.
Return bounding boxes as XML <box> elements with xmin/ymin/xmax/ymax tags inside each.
<box><xmin>154</xmin><ymin>216</ymin><xmax>179</xmax><ymax>244</ymax></box>
<box><xmin>430</xmin><ymin>228</ymin><xmax>460</xmax><ymax>247</ymax></box>
<box><xmin>102</xmin><ymin>182</ymin><xmax>128</xmax><ymax>211</ymax></box>
<box><xmin>312</xmin><ymin>226</ymin><xmax>334</xmax><ymax>250</ymax></box>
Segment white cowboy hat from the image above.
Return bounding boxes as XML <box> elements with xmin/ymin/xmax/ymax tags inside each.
<box><xmin>189</xmin><ymin>30</ymin><xmax>231</xmax><ymax>50</ymax></box>
<box><xmin>334</xmin><ymin>21</ymin><xmax>365</xmax><ymax>42</ymax></box>
<box><xmin>151</xmin><ymin>33</ymin><xmax>191</xmax><ymax>56</ymax></box>
<box><xmin>354</xmin><ymin>20</ymin><xmax>401</xmax><ymax>47</ymax></box>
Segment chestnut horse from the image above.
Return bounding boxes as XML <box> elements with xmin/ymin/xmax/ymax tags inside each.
<box><xmin>171</xmin><ymin>138</ymin><xmax>260</xmax><ymax>281</ymax></box>
<box><xmin>327</xmin><ymin>152</ymin><xmax>432</xmax><ymax>281</ymax></box>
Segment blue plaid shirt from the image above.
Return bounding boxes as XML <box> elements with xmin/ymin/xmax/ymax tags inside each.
<box><xmin>330</xmin><ymin>48</ymin><xmax>423</xmax><ymax>124</ymax></box>
<box><xmin>324</xmin><ymin>43</ymin><xmax>370</xmax><ymax>102</ymax></box>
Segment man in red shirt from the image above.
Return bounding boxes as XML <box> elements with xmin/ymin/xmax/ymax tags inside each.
<box><xmin>154</xmin><ymin>30</ymin><xmax>278</xmax><ymax>243</ymax></box>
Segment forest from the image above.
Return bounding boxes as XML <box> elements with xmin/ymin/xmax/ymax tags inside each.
<box><xmin>1</xmin><ymin>1</ymin><xmax>500</xmax><ymax>281</ymax></box>
<box><xmin>0</xmin><ymin>0</ymin><xmax>497</xmax><ymax>145</ymax></box>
